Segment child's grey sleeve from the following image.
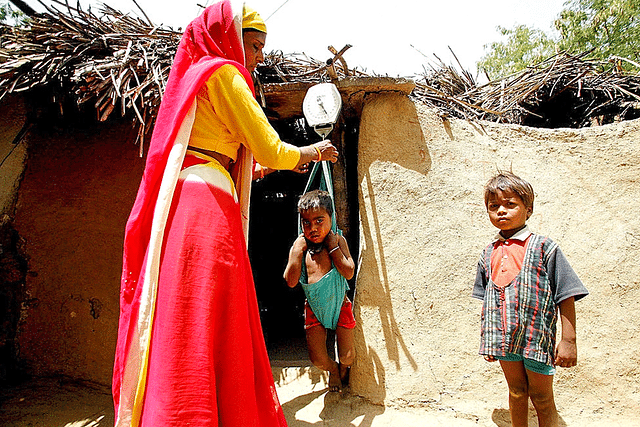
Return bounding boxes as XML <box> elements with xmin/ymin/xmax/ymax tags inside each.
<box><xmin>472</xmin><ymin>259</ymin><xmax>487</xmax><ymax>300</ymax></box>
<box><xmin>547</xmin><ymin>247</ymin><xmax>589</xmax><ymax>303</ymax></box>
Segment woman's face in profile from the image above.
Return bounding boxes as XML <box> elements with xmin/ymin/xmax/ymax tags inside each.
<box><xmin>243</xmin><ymin>31</ymin><xmax>266</xmax><ymax>72</ymax></box>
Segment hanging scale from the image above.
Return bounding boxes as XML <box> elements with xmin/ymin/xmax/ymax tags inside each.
<box><xmin>302</xmin><ymin>82</ymin><xmax>342</xmax><ymax>140</ymax></box>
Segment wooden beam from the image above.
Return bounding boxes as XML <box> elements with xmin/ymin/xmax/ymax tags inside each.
<box><xmin>262</xmin><ymin>77</ymin><xmax>416</xmax><ymax>120</ymax></box>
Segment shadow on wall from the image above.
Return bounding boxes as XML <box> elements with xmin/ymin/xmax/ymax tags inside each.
<box><xmin>352</xmin><ymin>93</ymin><xmax>431</xmax><ymax>404</ymax></box>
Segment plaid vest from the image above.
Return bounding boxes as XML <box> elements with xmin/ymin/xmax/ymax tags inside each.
<box><xmin>479</xmin><ymin>234</ymin><xmax>559</xmax><ymax>366</ymax></box>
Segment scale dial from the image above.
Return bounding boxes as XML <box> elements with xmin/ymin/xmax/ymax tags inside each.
<box><xmin>302</xmin><ymin>83</ymin><xmax>342</xmax><ymax>128</ymax></box>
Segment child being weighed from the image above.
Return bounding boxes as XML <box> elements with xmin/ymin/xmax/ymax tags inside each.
<box><xmin>284</xmin><ymin>190</ymin><xmax>356</xmax><ymax>392</ymax></box>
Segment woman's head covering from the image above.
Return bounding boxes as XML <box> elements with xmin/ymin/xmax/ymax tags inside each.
<box><xmin>182</xmin><ymin>1</ymin><xmax>245</xmax><ymax>66</ymax></box>
<box><xmin>242</xmin><ymin>5</ymin><xmax>266</xmax><ymax>33</ymax></box>
<box><xmin>120</xmin><ymin>0</ymin><xmax>252</xmax><ymax>285</ymax></box>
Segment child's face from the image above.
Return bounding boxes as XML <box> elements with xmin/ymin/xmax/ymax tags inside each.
<box><xmin>300</xmin><ymin>207</ymin><xmax>332</xmax><ymax>245</ymax></box>
<box><xmin>486</xmin><ymin>189</ymin><xmax>532</xmax><ymax>237</ymax></box>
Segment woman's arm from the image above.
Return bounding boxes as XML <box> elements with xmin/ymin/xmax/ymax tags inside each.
<box><xmin>283</xmin><ymin>235</ymin><xmax>307</xmax><ymax>288</ymax></box>
<box><xmin>255</xmin><ymin>140</ymin><xmax>339</xmax><ymax>179</ymax></box>
<box><xmin>210</xmin><ymin>66</ymin><xmax>339</xmax><ymax>170</ymax></box>
<box><xmin>253</xmin><ymin>163</ymin><xmax>275</xmax><ymax>180</ymax></box>
<box><xmin>296</xmin><ymin>140</ymin><xmax>339</xmax><ymax>171</ymax></box>
<box><xmin>325</xmin><ymin>233</ymin><xmax>355</xmax><ymax>280</ymax></box>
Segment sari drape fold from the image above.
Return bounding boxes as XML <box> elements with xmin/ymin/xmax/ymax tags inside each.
<box><xmin>113</xmin><ymin>2</ymin><xmax>286</xmax><ymax>426</ymax></box>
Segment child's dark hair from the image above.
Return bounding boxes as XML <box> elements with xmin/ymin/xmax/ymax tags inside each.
<box><xmin>484</xmin><ymin>171</ymin><xmax>535</xmax><ymax>211</ymax></box>
<box><xmin>298</xmin><ymin>189</ymin><xmax>333</xmax><ymax>216</ymax></box>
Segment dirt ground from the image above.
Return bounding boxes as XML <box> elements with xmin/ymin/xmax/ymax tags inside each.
<box><xmin>0</xmin><ymin>372</ymin><xmax>543</xmax><ymax>427</ymax></box>
<box><xmin>0</xmin><ymin>372</ymin><xmax>478</xmax><ymax>427</ymax></box>
<box><xmin>1</xmin><ymin>366</ymin><xmax>638</xmax><ymax>427</ymax></box>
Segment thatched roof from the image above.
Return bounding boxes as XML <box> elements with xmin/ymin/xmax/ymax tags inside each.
<box><xmin>2</xmin><ymin>1</ymin><xmax>640</xmax><ymax>146</ymax></box>
<box><xmin>1</xmin><ymin>1</ymin><xmax>179</xmax><ymax>146</ymax></box>
<box><xmin>413</xmin><ymin>52</ymin><xmax>640</xmax><ymax>128</ymax></box>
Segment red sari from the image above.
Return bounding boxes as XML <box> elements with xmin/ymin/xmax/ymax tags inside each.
<box><xmin>112</xmin><ymin>2</ymin><xmax>286</xmax><ymax>426</ymax></box>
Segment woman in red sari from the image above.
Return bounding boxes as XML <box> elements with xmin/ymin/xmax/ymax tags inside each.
<box><xmin>112</xmin><ymin>2</ymin><xmax>337</xmax><ymax>426</ymax></box>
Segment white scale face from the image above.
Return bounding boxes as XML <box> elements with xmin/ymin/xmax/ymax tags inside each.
<box><xmin>302</xmin><ymin>83</ymin><xmax>342</xmax><ymax>139</ymax></box>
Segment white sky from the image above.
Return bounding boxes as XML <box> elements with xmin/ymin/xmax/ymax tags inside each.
<box><xmin>31</xmin><ymin>0</ymin><xmax>569</xmax><ymax>77</ymax></box>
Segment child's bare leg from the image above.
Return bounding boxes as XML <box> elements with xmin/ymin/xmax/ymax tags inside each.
<box><xmin>499</xmin><ymin>360</ymin><xmax>530</xmax><ymax>427</ymax></box>
<box><xmin>527</xmin><ymin>370</ymin><xmax>558</xmax><ymax>427</ymax></box>
<box><xmin>336</xmin><ymin>326</ymin><xmax>354</xmax><ymax>384</ymax></box>
<box><xmin>306</xmin><ymin>325</ymin><xmax>340</xmax><ymax>390</ymax></box>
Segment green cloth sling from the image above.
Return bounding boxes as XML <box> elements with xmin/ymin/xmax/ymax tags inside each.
<box><xmin>298</xmin><ymin>161</ymin><xmax>349</xmax><ymax>330</ymax></box>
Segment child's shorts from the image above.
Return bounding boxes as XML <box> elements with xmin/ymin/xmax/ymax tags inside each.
<box><xmin>495</xmin><ymin>352</ymin><xmax>556</xmax><ymax>376</ymax></box>
<box><xmin>304</xmin><ymin>297</ymin><xmax>356</xmax><ymax>330</ymax></box>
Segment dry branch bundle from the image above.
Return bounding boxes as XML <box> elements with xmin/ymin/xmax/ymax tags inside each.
<box><xmin>1</xmin><ymin>1</ymin><xmax>640</xmax><ymax>148</ymax></box>
<box><xmin>257</xmin><ymin>46</ymin><xmax>368</xmax><ymax>84</ymax></box>
<box><xmin>412</xmin><ymin>52</ymin><xmax>640</xmax><ymax>127</ymax></box>
<box><xmin>0</xmin><ymin>2</ymin><xmax>363</xmax><ymax>149</ymax></box>
<box><xmin>1</xmin><ymin>1</ymin><xmax>181</xmax><ymax>147</ymax></box>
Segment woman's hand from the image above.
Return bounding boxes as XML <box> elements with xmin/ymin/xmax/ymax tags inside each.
<box><xmin>313</xmin><ymin>140</ymin><xmax>338</xmax><ymax>163</ymax></box>
<box><xmin>293</xmin><ymin>140</ymin><xmax>339</xmax><ymax>173</ymax></box>
<box><xmin>292</xmin><ymin>162</ymin><xmax>311</xmax><ymax>174</ymax></box>
<box><xmin>253</xmin><ymin>164</ymin><xmax>275</xmax><ymax>180</ymax></box>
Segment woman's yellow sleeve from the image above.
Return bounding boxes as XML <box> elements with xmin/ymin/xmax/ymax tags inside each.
<box><xmin>207</xmin><ymin>65</ymin><xmax>301</xmax><ymax>169</ymax></box>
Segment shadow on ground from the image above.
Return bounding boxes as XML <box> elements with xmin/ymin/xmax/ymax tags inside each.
<box><xmin>283</xmin><ymin>386</ymin><xmax>385</xmax><ymax>427</ymax></box>
<box><xmin>0</xmin><ymin>373</ymin><xmax>388</xmax><ymax>427</ymax></box>
<box><xmin>0</xmin><ymin>376</ymin><xmax>114</xmax><ymax>427</ymax></box>
<box><xmin>1</xmin><ymin>369</ymin><xmax>395</xmax><ymax>427</ymax></box>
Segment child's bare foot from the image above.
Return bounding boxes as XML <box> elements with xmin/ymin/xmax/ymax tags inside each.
<box><xmin>328</xmin><ymin>369</ymin><xmax>342</xmax><ymax>392</ymax></box>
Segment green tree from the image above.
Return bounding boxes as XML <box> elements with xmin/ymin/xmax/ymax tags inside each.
<box><xmin>478</xmin><ymin>0</ymin><xmax>640</xmax><ymax>78</ymax></box>
<box><xmin>1</xmin><ymin>1</ymin><xmax>26</xmax><ymax>25</ymax></box>
<box><xmin>1</xmin><ymin>2</ymin><xmax>8</xmax><ymax>22</ymax></box>
<box><xmin>477</xmin><ymin>25</ymin><xmax>556</xmax><ymax>78</ymax></box>
<box><xmin>555</xmin><ymin>0</ymin><xmax>640</xmax><ymax>61</ymax></box>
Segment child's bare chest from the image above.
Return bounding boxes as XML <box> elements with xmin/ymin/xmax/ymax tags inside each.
<box><xmin>305</xmin><ymin>251</ymin><xmax>332</xmax><ymax>284</ymax></box>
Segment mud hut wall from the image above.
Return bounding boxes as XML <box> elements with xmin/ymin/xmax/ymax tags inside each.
<box><xmin>0</xmin><ymin>96</ymin><xmax>28</xmax><ymax>381</ymax></box>
<box><xmin>351</xmin><ymin>92</ymin><xmax>640</xmax><ymax>419</ymax></box>
<box><xmin>0</xmin><ymin>96</ymin><xmax>28</xmax><ymax>216</ymax></box>
<box><xmin>14</xmin><ymin>122</ymin><xmax>144</xmax><ymax>384</ymax></box>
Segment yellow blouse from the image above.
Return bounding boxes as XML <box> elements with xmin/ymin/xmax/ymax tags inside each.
<box><xmin>189</xmin><ymin>64</ymin><xmax>300</xmax><ymax>170</ymax></box>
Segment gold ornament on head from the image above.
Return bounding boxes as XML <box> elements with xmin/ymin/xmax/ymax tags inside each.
<box><xmin>242</xmin><ymin>5</ymin><xmax>266</xmax><ymax>33</ymax></box>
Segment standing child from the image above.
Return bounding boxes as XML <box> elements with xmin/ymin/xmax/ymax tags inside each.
<box><xmin>472</xmin><ymin>172</ymin><xmax>588</xmax><ymax>427</ymax></box>
<box><xmin>284</xmin><ymin>189</ymin><xmax>356</xmax><ymax>392</ymax></box>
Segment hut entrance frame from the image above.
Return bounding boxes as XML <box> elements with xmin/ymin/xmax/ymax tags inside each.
<box><xmin>248</xmin><ymin>113</ymin><xmax>360</xmax><ymax>364</ymax></box>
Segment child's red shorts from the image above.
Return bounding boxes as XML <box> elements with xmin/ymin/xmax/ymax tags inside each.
<box><xmin>304</xmin><ymin>297</ymin><xmax>356</xmax><ymax>330</ymax></box>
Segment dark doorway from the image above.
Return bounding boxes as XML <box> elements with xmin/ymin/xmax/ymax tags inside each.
<box><xmin>248</xmin><ymin>116</ymin><xmax>359</xmax><ymax>365</ymax></box>
<box><xmin>248</xmin><ymin>118</ymin><xmax>317</xmax><ymax>364</ymax></box>
<box><xmin>249</xmin><ymin>167</ymin><xmax>310</xmax><ymax>364</ymax></box>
